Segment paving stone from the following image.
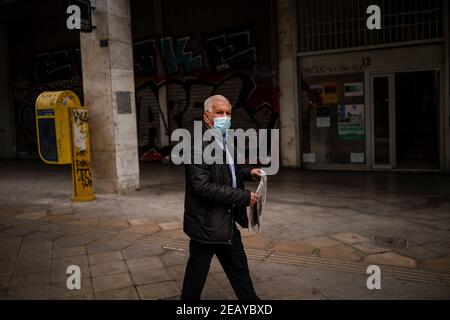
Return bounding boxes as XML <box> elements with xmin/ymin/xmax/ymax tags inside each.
<box><xmin>209</xmin><ymin>256</ymin><xmax>224</xmax><ymax>273</ymax></box>
<box><xmin>126</xmin><ymin>256</ymin><xmax>164</xmax><ymax>272</ymax></box>
<box><xmin>38</xmin><ymin>214</ymin><xmax>75</xmax><ymax>224</ymax></box>
<box><xmin>152</xmin><ymin>229</ymin><xmax>189</xmax><ymax>240</ymax></box>
<box><xmin>52</xmin><ymin>255</ymin><xmax>89</xmax><ymax>269</ymax></box>
<box><xmin>6</xmin><ymin>285</ymin><xmax>50</xmax><ymax>300</ymax></box>
<box><xmin>22</xmin><ymin>206</ymin><xmax>47</xmax><ymax>213</ymax></box>
<box><xmin>23</xmin><ymin>231</ymin><xmax>64</xmax><ymax>242</ymax></box>
<box><xmin>166</xmin><ymin>265</ymin><xmax>186</xmax><ymax>280</ymax></box>
<box><xmin>127</xmin><ymin>218</ymin><xmax>155</xmax><ymax>226</ymax></box>
<box><xmin>137</xmin><ymin>280</ymin><xmax>180</xmax><ymax>299</ymax></box>
<box><xmin>66</xmin><ymin>218</ymin><xmax>99</xmax><ymax>227</ymax></box>
<box><xmin>61</xmin><ymin>293</ymin><xmax>94</xmax><ymax>300</ymax></box>
<box><xmin>0</xmin><ymin>276</ymin><xmax>9</xmax><ymax>290</ymax></box>
<box><xmin>0</xmin><ymin>248</ymin><xmax>17</xmax><ymax>260</ymax></box>
<box><xmin>48</xmin><ymin>208</ymin><xmax>73</xmax><ymax>216</ymax></box>
<box><xmin>97</xmin><ymin>219</ymin><xmax>130</xmax><ymax>231</ymax></box>
<box><xmin>86</xmin><ymin>239</ymin><xmax>133</xmax><ymax>254</ymax></box>
<box><xmin>318</xmin><ymin>244</ymin><xmax>363</xmax><ymax>261</ymax></box>
<box><xmin>17</xmin><ymin>249</ymin><xmax>52</xmax><ymax>263</ymax></box>
<box><xmin>88</xmin><ymin>251</ymin><xmax>123</xmax><ymax>265</ymax></box>
<box><xmin>238</xmin><ymin>227</ymin><xmax>257</xmax><ymax>238</ymax></box>
<box><xmin>121</xmin><ymin>243</ymin><xmax>167</xmax><ymax>260</ymax></box>
<box><xmin>364</xmin><ymin>252</ymin><xmax>417</xmax><ymax>268</ymax></box>
<box><xmin>394</xmin><ymin>245</ymin><xmax>440</xmax><ymax>260</ymax></box>
<box><xmin>131</xmin><ymin>268</ymin><xmax>171</xmax><ymax>285</ymax></box>
<box><xmin>209</xmin><ymin>271</ymin><xmax>234</xmax><ymax>290</ymax></box>
<box><xmin>90</xmin><ymin>261</ymin><xmax>128</xmax><ymax>277</ymax></box>
<box><xmin>331</xmin><ymin>232</ymin><xmax>371</xmax><ymax>245</ymax></box>
<box><xmin>0</xmin><ymin>237</ymin><xmax>21</xmax><ymax>251</ymax></box>
<box><xmin>95</xmin><ymin>287</ymin><xmax>139</xmax><ymax>300</ymax></box>
<box><xmin>421</xmin><ymin>256</ymin><xmax>450</xmax><ymax>272</ymax></box>
<box><xmin>295</xmin><ymin>268</ymin><xmax>357</xmax><ymax>291</ymax></box>
<box><xmin>54</xmin><ymin>246</ymin><xmax>86</xmax><ymax>258</ymax></box>
<box><xmin>304</xmin><ymin>236</ymin><xmax>340</xmax><ymax>248</ymax></box>
<box><xmin>54</xmin><ymin>235</ymin><xmax>98</xmax><ymax>248</ymax></box>
<box><xmin>201</xmin><ymin>284</ymin><xmax>233</xmax><ymax>300</ymax></box>
<box><xmin>0</xmin><ymin>227</ymin><xmax>34</xmax><ymax>237</ymax></box>
<box><xmin>50</xmin><ymin>279</ymin><xmax>93</xmax><ymax>299</ymax></box>
<box><xmin>16</xmin><ymin>211</ymin><xmax>48</xmax><ymax>220</ymax></box>
<box><xmin>352</xmin><ymin>242</ymin><xmax>391</xmax><ymax>255</ymax></box>
<box><xmin>158</xmin><ymin>221</ymin><xmax>182</xmax><ymax>230</ymax></box>
<box><xmin>283</xmin><ymin>290</ymin><xmax>327</xmax><ymax>300</ymax></box>
<box><xmin>15</xmin><ymin>258</ymin><xmax>52</xmax><ymax>274</ymax></box>
<box><xmin>51</xmin><ymin>265</ymin><xmax>90</xmax><ymax>284</ymax></box>
<box><xmin>253</xmin><ymin>277</ymin><xmax>313</xmax><ymax>299</ymax></box>
<box><xmin>9</xmin><ymin>270</ymin><xmax>50</xmax><ymax>289</ymax></box>
<box><xmin>319</xmin><ymin>284</ymin><xmax>375</xmax><ymax>300</ymax></box>
<box><xmin>123</xmin><ymin>224</ymin><xmax>161</xmax><ymax>235</ymax></box>
<box><xmin>92</xmin><ymin>273</ymin><xmax>133</xmax><ymax>293</ymax></box>
<box><xmin>422</xmin><ymin>243</ymin><xmax>450</xmax><ymax>256</ymax></box>
<box><xmin>20</xmin><ymin>240</ymin><xmax>53</xmax><ymax>252</ymax></box>
<box><xmin>242</xmin><ymin>234</ymin><xmax>272</xmax><ymax>250</ymax></box>
<box><xmin>160</xmin><ymin>250</ymin><xmax>188</xmax><ymax>267</ymax></box>
<box><xmin>270</xmin><ymin>240</ymin><xmax>316</xmax><ymax>255</ymax></box>
<box><xmin>0</xmin><ymin>263</ymin><xmax>14</xmax><ymax>277</ymax></box>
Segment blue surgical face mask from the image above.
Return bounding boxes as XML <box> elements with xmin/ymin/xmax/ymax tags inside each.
<box><xmin>212</xmin><ymin>116</ymin><xmax>231</xmax><ymax>135</ymax></box>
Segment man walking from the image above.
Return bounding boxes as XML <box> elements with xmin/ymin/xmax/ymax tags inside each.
<box><xmin>181</xmin><ymin>94</ymin><xmax>262</xmax><ymax>300</ymax></box>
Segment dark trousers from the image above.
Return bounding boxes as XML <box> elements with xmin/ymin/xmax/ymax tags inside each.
<box><xmin>181</xmin><ymin>225</ymin><xmax>259</xmax><ymax>300</ymax></box>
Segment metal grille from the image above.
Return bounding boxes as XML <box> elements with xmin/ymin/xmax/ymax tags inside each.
<box><xmin>298</xmin><ymin>0</ymin><xmax>444</xmax><ymax>53</ymax></box>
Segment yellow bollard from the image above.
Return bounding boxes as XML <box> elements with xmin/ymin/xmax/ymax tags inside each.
<box><xmin>70</xmin><ymin>107</ymin><xmax>95</xmax><ymax>202</ymax></box>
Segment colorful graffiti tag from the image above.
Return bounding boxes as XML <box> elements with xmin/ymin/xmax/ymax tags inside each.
<box><xmin>133</xmin><ymin>28</ymin><xmax>279</xmax><ymax>160</ymax></box>
<box><xmin>13</xmin><ymin>29</ymin><xmax>279</xmax><ymax>160</ymax></box>
<box><xmin>14</xmin><ymin>47</ymin><xmax>82</xmax><ymax>157</ymax></box>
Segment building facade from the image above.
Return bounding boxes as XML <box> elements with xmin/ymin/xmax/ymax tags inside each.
<box><xmin>0</xmin><ymin>0</ymin><xmax>448</xmax><ymax>193</ymax></box>
<box><xmin>297</xmin><ymin>0</ymin><xmax>449</xmax><ymax>171</ymax></box>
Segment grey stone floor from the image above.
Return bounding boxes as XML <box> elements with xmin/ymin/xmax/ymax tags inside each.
<box><xmin>0</xmin><ymin>160</ymin><xmax>450</xmax><ymax>300</ymax></box>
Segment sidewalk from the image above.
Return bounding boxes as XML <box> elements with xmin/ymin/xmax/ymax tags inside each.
<box><xmin>1</xmin><ymin>160</ymin><xmax>450</xmax><ymax>299</ymax></box>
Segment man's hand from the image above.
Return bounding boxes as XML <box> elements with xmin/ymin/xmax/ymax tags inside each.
<box><xmin>250</xmin><ymin>168</ymin><xmax>263</xmax><ymax>181</ymax></box>
<box><xmin>249</xmin><ymin>192</ymin><xmax>259</xmax><ymax>207</ymax></box>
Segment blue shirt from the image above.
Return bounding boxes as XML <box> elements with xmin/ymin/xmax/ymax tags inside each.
<box><xmin>221</xmin><ymin>133</ymin><xmax>237</xmax><ymax>188</ymax></box>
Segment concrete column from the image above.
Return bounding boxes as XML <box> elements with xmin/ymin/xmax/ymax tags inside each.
<box><xmin>277</xmin><ymin>0</ymin><xmax>300</xmax><ymax>167</ymax></box>
<box><xmin>0</xmin><ymin>24</ymin><xmax>15</xmax><ymax>159</ymax></box>
<box><xmin>153</xmin><ymin>0</ymin><xmax>169</xmax><ymax>149</ymax></box>
<box><xmin>80</xmin><ymin>0</ymin><xmax>140</xmax><ymax>193</ymax></box>
<box><xmin>444</xmin><ymin>0</ymin><xmax>449</xmax><ymax>172</ymax></box>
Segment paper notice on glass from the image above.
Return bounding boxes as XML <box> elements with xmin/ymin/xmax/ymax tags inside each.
<box><xmin>247</xmin><ymin>170</ymin><xmax>267</xmax><ymax>234</ymax></box>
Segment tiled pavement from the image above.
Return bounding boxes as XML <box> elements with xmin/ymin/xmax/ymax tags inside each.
<box><xmin>1</xmin><ymin>160</ymin><xmax>450</xmax><ymax>299</ymax></box>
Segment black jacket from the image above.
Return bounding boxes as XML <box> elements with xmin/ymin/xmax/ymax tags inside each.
<box><xmin>183</xmin><ymin>128</ymin><xmax>254</xmax><ymax>245</ymax></box>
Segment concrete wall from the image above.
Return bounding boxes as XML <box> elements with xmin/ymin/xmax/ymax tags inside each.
<box><xmin>0</xmin><ymin>24</ymin><xmax>15</xmax><ymax>159</ymax></box>
<box><xmin>277</xmin><ymin>0</ymin><xmax>300</xmax><ymax>167</ymax></box>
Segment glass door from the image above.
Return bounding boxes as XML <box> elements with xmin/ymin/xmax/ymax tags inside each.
<box><xmin>371</xmin><ymin>74</ymin><xmax>395</xmax><ymax>168</ymax></box>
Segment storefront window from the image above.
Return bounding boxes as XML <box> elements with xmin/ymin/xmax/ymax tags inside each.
<box><xmin>301</xmin><ymin>73</ymin><xmax>365</xmax><ymax>165</ymax></box>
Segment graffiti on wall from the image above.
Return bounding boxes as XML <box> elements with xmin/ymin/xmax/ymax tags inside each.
<box><xmin>205</xmin><ymin>30</ymin><xmax>257</xmax><ymax>72</ymax></box>
<box><xmin>133</xmin><ymin>28</ymin><xmax>279</xmax><ymax>160</ymax></box>
<box><xmin>133</xmin><ymin>29</ymin><xmax>258</xmax><ymax>76</ymax></box>
<box><xmin>14</xmin><ymin>47</ymin><xmax>82</xmax><ymax>157</ymax></box>
<box><xmin>13</xmin><ymin>29</ymin><xmax>278</xmax><ymax>160</ymax></box>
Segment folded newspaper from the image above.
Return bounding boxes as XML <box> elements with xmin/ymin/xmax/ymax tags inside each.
<box><xmin>247</xmin><ymin>170</ymin><xmax>267</xmax><ymax>233</ymax></box>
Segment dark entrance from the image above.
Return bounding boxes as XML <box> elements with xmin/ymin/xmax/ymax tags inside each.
<box><xmin>395</xmin><ymin>70</ymin><xmax>440</xmax><ymax>169</ymax></box>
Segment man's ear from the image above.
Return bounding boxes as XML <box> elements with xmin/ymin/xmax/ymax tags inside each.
<box><xmin>204</xmin><ymin>112</ymin><xmax>212</xmax><ymax>127</ymax></box>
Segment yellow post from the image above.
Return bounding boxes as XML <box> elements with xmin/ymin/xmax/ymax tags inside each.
<box><xmin>35</xmin><ymin>90</ymin><xmax>95</xmax><ymax>201</ymax></box>
<box><xmin>70</xmin><ymin>107</ymin><xmax>95</xmax><ymax>202</ymax></box>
